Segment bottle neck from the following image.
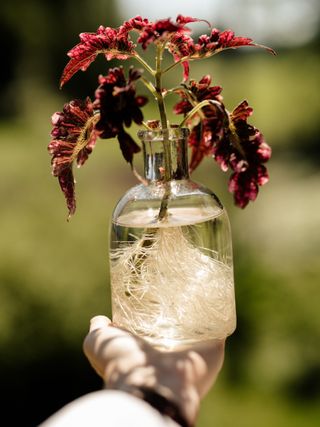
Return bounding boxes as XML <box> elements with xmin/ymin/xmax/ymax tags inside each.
<box><xmin>138</xmin><ymin>128</ymin><xmax>190</xmax><ymax>182</ymax></box>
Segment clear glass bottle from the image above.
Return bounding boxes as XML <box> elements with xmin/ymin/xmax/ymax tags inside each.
<box><xmin>109</xmin><ymin>128</ymin><xmax>236</xmax><ymax>350</ymax></box>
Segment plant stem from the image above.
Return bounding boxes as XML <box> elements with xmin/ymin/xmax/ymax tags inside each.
<box><xmin>155</xmin><ymin>46</ymin><xmax>168</xmax><ymax>132</ymax></box>
<box><xmin>133</xmin><ymin>53</ymin><xmax>156</xmax><ymax>76</ymax></box>
<box><xmin>140</xmin><ymin>76</ymin><xmax>157</xmax><ymax>98</ymax></box>
<box><xmin>162</xmin><ymin>56</ymin><xmax>189</xmax><ymax>75</ymax></box>
<box><xmin>154</xmin><ymin>45</ymin><xmax>172</xmax><ymax>221</ymax></box>
<box><xmin>228</xmin><ymin>119</ymin><xmax>247</xmax><ymax>160</ymax></box>
<box><xmin>179</xmin><ymin>99</ymin><xmax>226</xmax><ymax>128</ymax></box>
<box><xmin>167</xmin><ymin>85</ymin><xmax>206</xmax><ymax>120</ymax></box>
<box><xmin>178</xmin><ymin>99</ymin><xmax>247</xmax><ymax>160</ymax></box>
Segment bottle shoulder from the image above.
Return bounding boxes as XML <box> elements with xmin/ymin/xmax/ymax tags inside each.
<box><xmin>112</xmin><ymin>179</ymin><xmax>226</xmax><ymax>227</ymax></box>
<box><xmin>114</xmin><ymin>179</ymin><xmax>222</xmax><ymax>203</ymax></box>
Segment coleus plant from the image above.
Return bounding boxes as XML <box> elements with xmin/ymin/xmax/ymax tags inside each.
<box><xmin>49</xmin><ymin>15</ymin><xmax>275</xmax><ymax>218</ymax></box>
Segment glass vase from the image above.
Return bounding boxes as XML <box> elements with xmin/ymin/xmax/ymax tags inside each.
<box><xmin>109</xmin><ymin>127</ymin><xmax>236</xmax><ymax>350</ymax></box>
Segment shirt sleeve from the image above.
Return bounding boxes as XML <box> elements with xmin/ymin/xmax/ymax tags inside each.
<box><xmin>39</xmin><ymin>389</ymin><xmax>180</xmax><ymax>427</ymax></box>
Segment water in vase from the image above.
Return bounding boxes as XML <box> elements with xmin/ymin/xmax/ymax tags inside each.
<box><xmin>110</xmin><ymin>206</ymin><xmax>236</xmax><ymax>350</ymax></box>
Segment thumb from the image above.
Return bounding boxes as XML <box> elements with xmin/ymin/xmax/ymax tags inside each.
<box><xmin>89</xmin><ymin>315</ymin><xmax>111</xmax><ymax>332</ymax></box>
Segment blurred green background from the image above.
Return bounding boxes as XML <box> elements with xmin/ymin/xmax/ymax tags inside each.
<box><xmin>1</xmin><ymin>0</ymin><xmax>319</xmax><ymax>425</ymax></box>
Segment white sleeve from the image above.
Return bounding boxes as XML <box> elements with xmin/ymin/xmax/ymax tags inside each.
<box><xmin>39</xmin><ymin>389</ymin><xmax>180</xmax><ymax>427</ymax></box>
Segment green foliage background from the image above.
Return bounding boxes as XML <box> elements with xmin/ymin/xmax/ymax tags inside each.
<box><xmin>0</xmin><ymin>1</ymin><xmax>319</xmax><ymax>425</ymax></box>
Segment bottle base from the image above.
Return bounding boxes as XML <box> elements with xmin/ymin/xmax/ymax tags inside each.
<box><xmin>141</xmin><ymin>334</ymin><xmax>232</xmax><ymax>352</ymax></box>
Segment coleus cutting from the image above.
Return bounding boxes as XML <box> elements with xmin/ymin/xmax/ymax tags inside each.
<box><xmin>49</xmin><ymin>15</ymin><xmax>275</xmax><ymax>218</ymax></box>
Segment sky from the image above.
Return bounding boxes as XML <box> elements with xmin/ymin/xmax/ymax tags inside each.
<box><xmin>115</xmin><ymin>0</ymin><xmax>320</xmax><ymax>47</ymax></box>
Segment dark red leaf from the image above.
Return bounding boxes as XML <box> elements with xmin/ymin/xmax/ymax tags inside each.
<box><xmin>60</xmin><ymin>26</ymin><xmax>135</xmax><ymax>87</ymax></box>
<box><xmin>94</xmin><ymin>67</ymin><xmax>147</xmax><ymax>149</ymax></box>
<box><xmin>194</xmin><ymin>28</ymin><xmax>276</xmax><ymax>58</ymax></box>
<box><xmin>58</xmin><ymin>166</ymin><xmax>76</xmax><ymax>219</ymax></box>
<box><xmin>48</xmin><ymin>98</ymin><xmax>98</xmax><ymax>217</ymax></box>
<box><xmin>231</xmin><ymin>100</ymin><xmax>253</xmax><ymax>122</ymax></box>
<box><xmin>117</xmin><ymin>131</ymin><xmax>141</xmax><ymax>164</ymax></box>
<box><xmin>137</xmin><ymin>18</ymin><xmax>184</xmax><ymax>49</ymax></box>
<box><xmin>188</xmin><ymin>125</ymin><xmax>206</xmax><ymax>172</ymax></box>
<box><xmin>176</xmin><ymin>15</ymin><xmax>211</xmax><ymax>27</ymax></box>
<box><xmin>224</xmin><ymin>102</ymin><xmax>271</xmax><ymax>207</ymax></box>
<box><xmin>182</xmin><ymin>61</ymin><xmax>190</xmax><ymax>82</ymax></box>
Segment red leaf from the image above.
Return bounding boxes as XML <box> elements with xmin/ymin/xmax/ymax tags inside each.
<box><xmin>231</xmin><ymin>100</ymin><xmax>253</xmax><ymax>122</ymax></box>
<box><xmin>58</xmin><ymin>166</ymin><xmax>76</xmax><ymax>220</ymax></box>
<box><xmin>49</xmin><ymin>98</ymin><xmax>98</xmax><ymax>217</ymax></box>
<box><xmin>188</xmin><ymin>125</ymin><xmax>206</xmax><ymax>172</ymax></box>
<box><xmin>219</xmin><ymin>30</ymin><xmax>276</xmax><ymax>54</ymax></box>
<box><xmin>176</xmin><ymin>15</ymin><xmax>211</xmax><ymax>27</ymax></box>
<box><xmin>60</xmin><ymin>52</ymin><xmax>98</xmax><ymax>88</ymax></box>
<box><xmin>182</xmin><ymin>61</ymin><xmax>190</xmax><ymax>82</ymax></box>
<box><xmin>117</xmin><ymin>131</ymin><xmax>141</xmax><ymax>165</ymax></box>
<box><xmin>194</xmin><ymin>28</ymin><xmax>276</xmax><ymax>58</ymax></box>
<box><xmin>60</xmin><ymin>27</ymin><xmax>135</xmax><ymax>87</ymax></box>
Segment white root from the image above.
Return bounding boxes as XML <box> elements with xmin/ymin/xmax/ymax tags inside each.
<box><xmin>110</xmin><ymin>226</ymin><xmax>236</xmax><ymax>345</ymax></box>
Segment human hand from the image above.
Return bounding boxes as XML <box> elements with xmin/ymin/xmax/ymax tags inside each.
<box><xmin>83</xmin><ymin>316</ymin><xmax>225</xmax><ymax>427</ymax></box>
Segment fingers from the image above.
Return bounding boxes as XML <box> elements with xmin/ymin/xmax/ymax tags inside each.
<box><xmin>163</xmin><ymin>339</ymin><xmax>226</xmax><ymax>400</ymax></box>
<box><xmin>84</xmin><ymin>315</ymin><xmax>144</xmax><ymax>369</ymax></box>
<box><xmin>83</xmin><ymin>315</ymin><xmax>151</xmax><ymax>384</ymax></box>
<box><xmin>189</xmin><ymin>339</ymin><xmax>226</xmax><ymax>398</ymax></box>
<box><xmin>89</xmin><ymin>315</ymin><xmax>111</xmax><ymax>332</ymax></box>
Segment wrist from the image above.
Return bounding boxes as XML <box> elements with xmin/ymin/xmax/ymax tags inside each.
<box><xmin>118</xmin><ymin>384</ymin><xmax>197</xmax><ymax>427</ymax></box>
<box><xmin>135</xmin><ymin>385</ymin><xmax>195</xmax><ymax>427</ymax></box>
<box><xmin>105</xmin><ymin>365</ymin><xmax>199</xmax><ymax>427</ymax></box>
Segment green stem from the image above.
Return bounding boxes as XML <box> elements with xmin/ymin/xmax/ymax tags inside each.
<box><xmin>162</xmin><ymin>86</ymin><xmax>183</xmax><ymax>97</ymax></box>
<box><xmin>134</xmin><ymin>50</ymin><xmax>171</xmax><ymax>221</ymax></box>
<box><xmin>141</xmin><ymin>121</ymin><xmax>154</xmax><ymax>130</ymax></box>
<box><xmin>178</xmin><ymin>99</ymin><xmax>247</xmax><ymax>160</ymax></box>
<box><xmin>140</xmin><ymin>76</ymin><xmax>157</xmax><ymax>98</ymax></box>
<box><xmin>228</xmin><ymin>119</ymin><xmax>247</xmax><ymax>160</ymax></box>
<box><xmin>162</xmin><ymin>56</ymin><xmax>189</xmax><ymax>75</ymax></box>
<box><xmin>179</xmin><ymin>99</ymin><xmax>226</xmax><ymax>128</ymax></box>
<box><xmin>155</xmin><ymin>46</ymin><xmax>168</xmax><ymax>132</ymax></box>
<box><xmin>162</xmin><ymin>48</ymin><xmax>240</xmax><ymax>76</ymax></box>
<box><xmin>154</xmin><ymin>45</ymin><xmax>172</xmax><ymax>221</ymax></box>
<box><xmin>164</xmin><ymin>86</ymin><xmax>206</xmax><ymax>122</ymax></box>
<box><xmin>162</xmin><ymin>50</ymin><xmax>226</xmax><ymax>75</ymax></box>
<box><xmin>133</xmin><ymin>53</ymin><xmax>156</xmax><ymax>76</ymax></box>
